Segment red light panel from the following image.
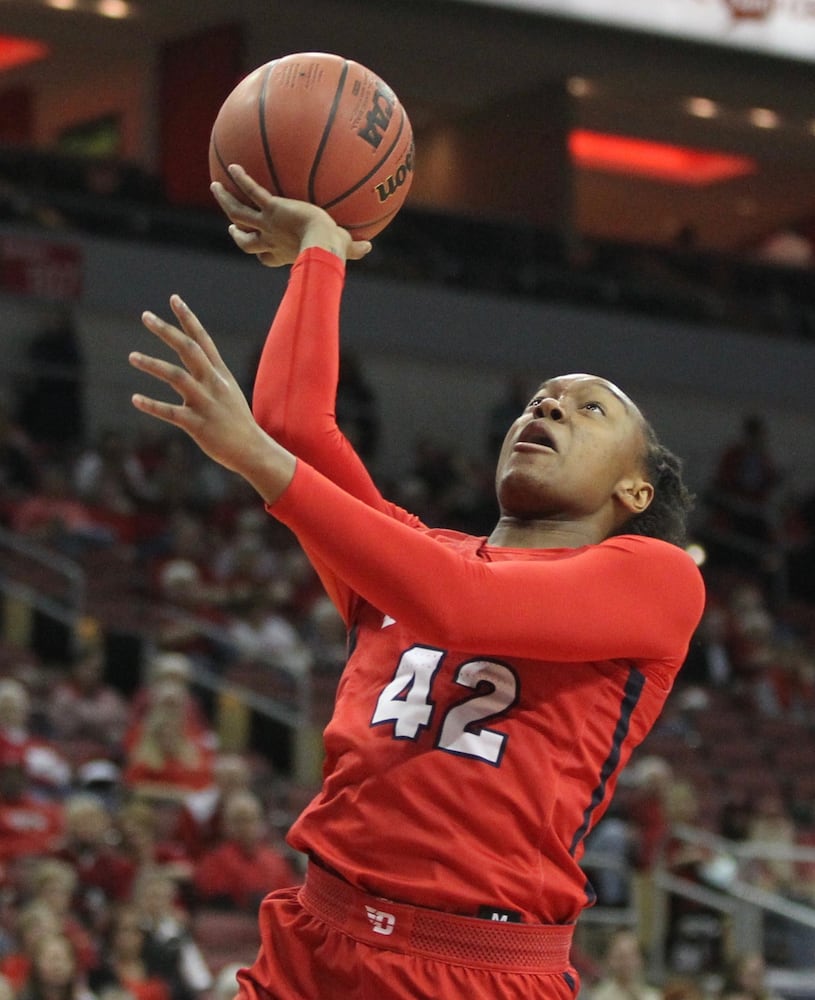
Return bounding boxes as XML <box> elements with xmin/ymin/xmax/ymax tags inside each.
<box><xmin>0</xmin><ymin>36</ymin><xmax>50</xmax><ymax>73</ymax></box>
<box><xmin>569</xmin><ymin>129</ymin><xmax>756</xmax><ymax>185</ymax></box>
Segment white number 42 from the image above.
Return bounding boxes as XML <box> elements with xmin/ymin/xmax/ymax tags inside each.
<box><xmin>370</xmin><ymin>645</ymin><xmax>519</xmax><ymax>766</ymax></box>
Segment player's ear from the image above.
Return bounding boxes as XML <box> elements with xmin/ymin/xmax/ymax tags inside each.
<box><xmin>615</xmin><ymin>476</ymin><xmax>654</xmax><ymax>515</ymax></box>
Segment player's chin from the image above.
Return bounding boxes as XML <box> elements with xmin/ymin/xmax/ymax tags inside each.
<box><xmin>496</xmin><ymin>469</ymin><xmax>552</xmax><ymax>516</ymax></box>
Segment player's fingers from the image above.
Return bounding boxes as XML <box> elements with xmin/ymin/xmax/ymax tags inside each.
<box><xmin>140</xmin><ymin>298</ymin><xmax>228</xmax><ymax>385</ymax></box>
<box><xmin>128</xmin><ymin>347</ymin><xmax>191</xmax><ymax>397</ymax></box>
<box><xmin>210</xmin><ymin>180</ymin><xmax>264</xmax><ymax>225</ymax></box>
<box><xmin>347</xmin><ymin>240</ymin><xmax>373</xmax><ymax>260</ymax></box>
<box><xmin>225</xmin><ymin>164</ymin><xmax>278</xmax><ymax>208</ymax></box>
<box><xmin>167</xmin><ymin>296</ymin><xmax>230</xmax><ymax>372</ymax></box>
<box><xmin>130</xmin><ymin>390</ymin><xmax>187</xmax><ymax>428</ymax></box>
<box><xmin>228</xmin><ymin>228</ymin><xmax>289</xmax><ymax>268</ymax></box>
<box><xmin>228</xmin><ymin>225</ymin><xmax>270</xmax><ymax>253</ymax></box>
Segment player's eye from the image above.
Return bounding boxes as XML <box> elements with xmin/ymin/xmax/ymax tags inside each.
<box><xmin>583</xmin><ymin>401</ymin><xmax>606</xmax><ymax>414</ymax></box>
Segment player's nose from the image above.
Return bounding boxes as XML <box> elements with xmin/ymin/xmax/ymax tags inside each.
<box><xmin>531</xmin><ymin>397</ymin><xmax>565</xmax><ymax>421</ymax></box>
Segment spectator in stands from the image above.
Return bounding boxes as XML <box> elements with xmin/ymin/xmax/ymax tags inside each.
<box><xmin>0</xmin><ymin>678</ymin><xmax>71</xmax><ymax>799</ymax></box>
<box><xmin>752</xmin><ymin>638</ymin><xmax>815</xmax><ymax>722</ymax></box>
<box><xmin>115</xmin><ymin>798</ymin><xmax>192</xmax><ymax>886</ymax></box>
<box><xmin>24</xmin><ymin>859</ymin><xmax>97</xmax><ymax>976</ymax></box>
<box><xmin>55</xmin><ymin>794</ymin><xmax>134</xmax><ymax>932</ymax></box>
<box><xmin>9</xmin><ymin>462</ymin><xmax>116</xmax><ymax>558</ymax></box>
<box><xmin>0</xmin><ymin>902</ymin><xmax>60</xmax><ymax>992</ymax></box>
<box><xmin>88</xmin><ymin>904</ymin><xmax>171</xmax><ymax>1000</ymax></box>
<box><xmin>192</xmin><ymin>790</ymin><xmax>298</xmax><ymax>911</ymax></box>
<box><xmin>705</xmin><ymin>415</ymin><xmax>782</xmax><ymax>565</ymax></box>
<box><xmin>661</xmin><ymin>782</ymin><xmax>726</xmax><ymax>975</ymax></box>
<box><xmin>0</xmin><ymin>748</ymin><xmax>64</xmax><ymax>866</ymax></box>
<box><xmin>123</xmin><ymin>680</ymin><xmax>215</xmax><ymax>797</ymax></box>
<box><xmin>47</xmin><ymin>624</ymin><xmax>129</xmax><ymax>760</ymax></box>
<box><xmin>135</xmin><ymin>434</ymin><xmax>223</xmax><ymax>523</ymax></box>
<box><xmin>124</xmin><ymin>655</ymin><xmax>215</xmax><ymax>795</ymax></box>
<box><xmin>126</xmin><ymin>653</ymin><xmax>210</xmax><ymax>749</ymax></box>
<box><xmin>0</xmin><ymin>973</ymin><xmax>12</xmax><ymax>1000</ymax></box>
<box><xmin>209</xmin><ymin>508</ymin><xmax>280</xmax><ymax>610</ymax></box>
<box><xmin>123</xmin><ymin>681</ymin><xmax>213</xmax><ymax>797</ymax></box>
<box><xmin>131</xmin><ymin>868</ymin><xmax>212</xmax><ymax>1000</ymax></box>
<box><xmin>724</xmin><ymin>581</ymin><xmax>778</xmax><ymax>697</ymax></box>
<box><xmin>73</xmin><ymin>428</ymin><xmax>157</xmax><ymax>516</ymax></box>
<box><xmin>743</xmin><ymin>792</ymin><xmax>797</xmax><ymax>893</ymax></box>
<box><xmin>719</xmin><ymin>952</ymin><xmax>784</xmax><ymax>1000</ymax></box>
<box><xmin>173</xmin><ymin>753</ymin><xmax>252</xmax><ymax>860</ymax></box>
<box><xmin>628</xmin><ymin>756</ymin><xmax>674</xmax><ymax>871</ymax></box>
<box><xmin>680</xmin><ymin>600</ymin><xmax>734</xmax><ymax>689</ymax></box>
<box><xmin>150</xmin><ymin>557</ymin><xmax>229</xmax><ymax>668</ymax></box>
<box><xmin>625</xmin><ymin>755</ymin><xmax>674</xmax><ymax>953</ymax></box>
<box><xmin>224</xmin><ymin>584</ymin><xmax>312</xmax><ymax>679</ymax></box>
<box><xmin>146</xmin><ymin>510</ymin><xmax>217</xmax><ymax>599</ymax></box>
<box><xmin>585</xmin><ymin>929</ymin><xmax>660</xmax><ymax>1000</ymax></box>
<box><xmin>17</xmin><ymin>931</ymin><xmax>95</xmax><ymax>1000</ymax></box>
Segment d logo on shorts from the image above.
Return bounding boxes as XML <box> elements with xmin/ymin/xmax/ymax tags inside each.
<box><xmin>364</xmin><ymin>905</ymin><xmax>396</xmax><ymax>935</ymax></box>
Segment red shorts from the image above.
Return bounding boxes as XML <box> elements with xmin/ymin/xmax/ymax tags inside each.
<box><xmin>236</xmin><ymin>863</ymin><xmax>580</xmax><ymax>1000</ymax></box>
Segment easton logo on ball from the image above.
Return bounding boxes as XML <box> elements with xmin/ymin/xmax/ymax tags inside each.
<box><xmin>209</xmin><ymin>52</ymin><xmax>415</xmax><ymax>240</ymax></box>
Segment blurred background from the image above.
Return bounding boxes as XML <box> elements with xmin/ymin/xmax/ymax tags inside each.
<box><xmin>0</xmin><ymin>2</ymin><xmax>814</xmax><ymax>998</ymax></box>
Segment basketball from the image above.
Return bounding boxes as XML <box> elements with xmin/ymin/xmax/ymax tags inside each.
<box><xmin>209</xmin><ymin>52</ymin><xmax>414</xmax><ymax>240</ymax></box>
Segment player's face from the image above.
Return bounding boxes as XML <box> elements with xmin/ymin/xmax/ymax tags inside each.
<box><xmin>494</xmin><ymin>373</ymin><xmax>653</xmax><ymax>530</ymax></box>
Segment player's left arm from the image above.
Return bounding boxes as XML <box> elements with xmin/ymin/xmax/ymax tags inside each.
<box><xmin>271</xmin><ymin>462</ymin><xmax>707</xmax><ymax>664</ymax></box>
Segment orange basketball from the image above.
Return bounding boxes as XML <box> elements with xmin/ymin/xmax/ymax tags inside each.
<box><xmin>209</xmin><ymin>52</ymin><xmax>414</xmax><ymax>240</ymax></box>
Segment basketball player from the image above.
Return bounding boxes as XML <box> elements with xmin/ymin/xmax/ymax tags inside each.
<box><xmin>129</xmin><ymin>164</ymin><xmax>705</xmax><ymax>1000</ymax></box>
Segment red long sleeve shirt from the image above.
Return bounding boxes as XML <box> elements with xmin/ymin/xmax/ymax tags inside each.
<box><xmin>253</xmin><ymin>249</ymin><xmax>705</xmax><ymax>924</ymax></box>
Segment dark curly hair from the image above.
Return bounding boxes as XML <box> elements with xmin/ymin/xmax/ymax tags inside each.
<box><xmin>616</xmin><ymin>421</ymin><xmax>695</xmax><ymax>548</ymax></box>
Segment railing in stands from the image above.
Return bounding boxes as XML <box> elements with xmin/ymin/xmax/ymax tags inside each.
<box><xmin>0</xmin><ymin>523</ymin><xmax>85</xmax><ymax>629</ymax></box>
<box><xmin>650</xmin><ymin>823</ymin><xmax>815</xmax><ymax>988</ymax></box>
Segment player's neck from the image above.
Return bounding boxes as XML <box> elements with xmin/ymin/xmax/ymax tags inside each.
<box><xmin>486</xmin><ymin>516</ymin><xmax>605</xmax><ymax>550</ymax></box>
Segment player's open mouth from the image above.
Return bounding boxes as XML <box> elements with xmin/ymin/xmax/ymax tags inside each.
<box><xmin>515</xmin><ymin>424</ymin><xmax>558</xmax><ymax>452</ymax></box>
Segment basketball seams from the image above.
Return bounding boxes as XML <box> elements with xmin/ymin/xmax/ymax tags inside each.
<box><xmin>259</xmin><ymin>60</ymin><xmax>284</xmax><ymax>196</ymax></box>
<box><xmin>210</xmin><ymin>133</ymin><xmax>230</xmax><ymax>183</ymax></box>
<box><xmin>320</xmin><ymin>104</ymin><xmax>407</xmax><ymax>212</ymax></box>
<box><xmin>308</xmin><ymin>60</ymin><xmax>350</xmax><ymax>205</ymax></box>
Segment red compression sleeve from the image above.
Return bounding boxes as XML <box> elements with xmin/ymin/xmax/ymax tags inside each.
<box><xmin>271</xmin><ymin>462</ymin><xmax>706</xmax><ymax>665</ymax></box>
<box><xmin>251</xmin><ymin>247</ymin><xmax>385</xmax><ymax>507</ymax></box>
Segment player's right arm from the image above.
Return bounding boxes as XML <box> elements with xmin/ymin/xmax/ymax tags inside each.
<box><xmin>211</xmin><ymin>168</ymin><xmax>386</xmax><ymax>507</ymax></box>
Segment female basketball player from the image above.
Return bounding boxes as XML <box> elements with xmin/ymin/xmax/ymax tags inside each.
<box><xmin>129</xmin><ymin>164</ymin><xmax>705</xmax><ymax>1000</ymax></box>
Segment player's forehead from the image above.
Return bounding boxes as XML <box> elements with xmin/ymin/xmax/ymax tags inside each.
<box><xmin>534</xmin><ymin>373</ymin><xmax>639</xmax><ymax>413</ymax></box>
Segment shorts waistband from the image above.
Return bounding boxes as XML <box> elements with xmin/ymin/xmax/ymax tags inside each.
<box><xmin>298</xmin><ymin>862</ymin><xmax>574</xmax><ymax>973</ymax></box>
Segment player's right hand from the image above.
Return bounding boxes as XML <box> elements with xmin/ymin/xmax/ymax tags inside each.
<box><xmin>211</xmin><ymin>165</ymin><xmax>372</xmax><ymax>267</ymax></box>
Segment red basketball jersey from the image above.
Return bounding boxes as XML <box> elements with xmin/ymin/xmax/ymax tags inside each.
<box><xmin>253</xmin><ymin>248</ymin><xmax>706</xmax><ymax>925</ymax></box>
